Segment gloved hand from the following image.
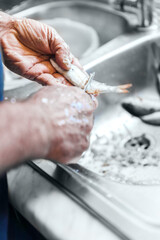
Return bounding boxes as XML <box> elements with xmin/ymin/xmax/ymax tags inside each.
<box><xmin>0</xmin><ymin>84</ymin><xmax>97</xmax><ymax>171</ymax></box>
<box><xmin>0</xmin><ymin>11</ymin><xmax>81</xmax><ymax>86</ymax></box>
<box><xmin>27</xmin><ymin>84</ymin><xmax>98</xmax><ymax>163</ymax></box>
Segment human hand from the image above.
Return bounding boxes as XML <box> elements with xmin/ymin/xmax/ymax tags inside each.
<box><xmin>29</xmin><ymin>85</ymin><xmax>97</xmax><ymax>163</ymax></box>
<box><xmin>0</xmin><ymin>12</ymin><xmax>81</xmax><ymax>86</ymax></box>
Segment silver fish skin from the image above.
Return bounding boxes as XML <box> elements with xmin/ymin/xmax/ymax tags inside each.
<box><xmin>50</xmin><ymin>59</ymin><xmax>89</xmax><ymax>88</ymax></box>
<box><xmin>86</xmin><ymin>80</ymin><xmax>131</xmax><ymax>94</ymax></box>
<box><xmin>122</xmin><ymin>97</ymin><xmax>160</xmax><ymax>117</ymax></box>
<box><xmin>141</xmin><ymin>112</ymin><xmax>160</xmax><ymax>125</ymax></box>
<box><xmin>50</xmin><ymin>59</ymin><xmax>131</xmax><ymax>94</ymax></box>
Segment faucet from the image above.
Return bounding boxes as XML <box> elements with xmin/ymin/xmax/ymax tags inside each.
<box><xmin>108</xmin><ymin>0</ymin><xmax>154</xmax><ymax>28</ymax></box>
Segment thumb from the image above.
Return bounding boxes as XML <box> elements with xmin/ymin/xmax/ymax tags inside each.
<box><xmin>51</xmin><ymin>30</ymin><xmax>72</xmax><ymax>70</ymax></box>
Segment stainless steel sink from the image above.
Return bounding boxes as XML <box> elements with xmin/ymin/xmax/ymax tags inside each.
<box><xmin>5</xmin><ymin>1</ymin><xmax>160</xmax><ymax>240</ymax></box>
<box><xmin>14</xmin><ymin>1</ymin><xmax>131</xmax><ymax>47</ymax></box>
<box><xmin>24</xmin><ymin>30</ymin><xmax>160</xmax><ymax>240</ymax></box>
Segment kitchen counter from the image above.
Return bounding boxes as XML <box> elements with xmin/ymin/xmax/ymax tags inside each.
<box><xmin>7</xmin><ymin>160</ymin><xmax>120</xmax><ymax>240</ymax></box>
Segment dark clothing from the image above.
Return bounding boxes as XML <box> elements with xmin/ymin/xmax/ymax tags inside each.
<box><xmin>0</xmin><ymin>175</ymin><xmax>8</xmax><ymax>240</ymax></box>
<box><xmin>0</xmin><ymin>52</ymin><xmax>8</xmax><ymax>240</ymax></box>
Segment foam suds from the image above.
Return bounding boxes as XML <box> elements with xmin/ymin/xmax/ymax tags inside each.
<box><xmin>79</xmin><ymin>132</ymin><xmax>160</xmax><ymax>185</ymax></box>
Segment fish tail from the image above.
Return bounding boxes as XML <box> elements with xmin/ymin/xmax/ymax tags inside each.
<box><xmin>116</xmin><ymin>83</ymin><xmax>132</xmax><ymax>93</ymax></box>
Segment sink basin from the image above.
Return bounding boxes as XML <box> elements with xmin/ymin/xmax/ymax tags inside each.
<box><xmin>5</xmin><ymin>2</ymin><xmax>160</xmax><ymax>240</ymax></box>
<box><xmin>14</xmin><ymin>1</ymin><xmax>131</xmax><ymax>47</ymax></box>
<box><xmin>81</xmin><ymin>30</ymin><xmax>160</xmax><ymax>186</ymax></box>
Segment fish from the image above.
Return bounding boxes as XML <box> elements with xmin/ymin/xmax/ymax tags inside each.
<box><xmin>141</xmin><ymin>112</ymin><xmax>160</xmax><ymax>125</ymax></box>
<box><xmin>122</xmin><ymin>97</ymin><xmax>160</xmax><ymax>117</ymax></box>
<box><xmin>50</xmin><ymin>59</ymin><xmax>132</xmax><ymax>94</ymax></box>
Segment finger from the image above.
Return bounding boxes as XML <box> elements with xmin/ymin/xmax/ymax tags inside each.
<box><xmin>52</xmin><ymin>73</ymin><xmax>72</xmax><ymax>86</ymax></box>
<box><xmin>1</xmin><ymin>30</ymin><xmax>48</xmax><ymax>74</ymax></box>
<box><xmin>70</xmin><ymin>87</ymin><xmax>98</xmax><ymax>112</ymax></box>
<box><xmin>81</xmin><ymin>91</ymin><xmax>98</xmax><ymax>111</ymax></box>
<box><xmin>89</xmin><ymin>94</ymin><xmax>98</xmax><ymax>109</ymax></box>
<box><xmin>70</xmin><ymin>53</ymin><xmax>83</xmax><ymax>70</ymax></box>
<box><xmin>53</xmin><ymin>32</ymin><xmax>72</xmax><ymax>71</ymax></box>
<box><xmin>0</xmin><ymin>11</ymin><xmax>15</xmax><ymax>40</ymax></box>
<box><xmin>13</xmin><ymin>18</ymin><xmax>79</xmax><ymax>71</ymax></box>
<box><xmin>54</xmin><ymin>40</ymin><xmax>83</xmax><ymax>70</ymax></box>
<box><xmin>13</xmin><ymin>18</ymin><xmax>52</xmax><ymax>55</ymax></box>
<box><xmin>14</xmin><ymin>18</ymin><xmax>72</xmax><ymax>71</ymax></box>
<box><xmin>55</xmin><ymin>48</ymin><xmax>71</xmax><ymax>71</ymax></box>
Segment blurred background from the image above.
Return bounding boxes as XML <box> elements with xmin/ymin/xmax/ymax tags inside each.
<box><xmin>1</xmin><ymin>0</ymin><xmax>98</xmax><ymax>12</ymax></box>
<box><xmin>1</xmin><ymin>0</ymin><xmax>26</xmax><ymax>11</ymax></box>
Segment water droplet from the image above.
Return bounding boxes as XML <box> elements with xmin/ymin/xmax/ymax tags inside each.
<box><xmin>10</xmin><ymin>98</ymin><xmax>16</xmax><ymax>104</ymax></box>
<box><xmin>41</xmin><ymin>98</ymin><xmax>48</xmax><ymax>104</ymax></box>
<box><xmin>106</xmin><ymin>193</ymin><xmax>112</xmax><ymax>199</ymax></box>
<box><xmin>64</xmin><ymin>108</ymin><xmax>69</xmax><ymax>117</ymax></box>
<box><xmin>58</xmin><ymin>120</ymin><xmax>65</xmax><ymax>126</ymax></box>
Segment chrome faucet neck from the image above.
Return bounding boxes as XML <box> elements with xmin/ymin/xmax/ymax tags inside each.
<box><xmin>110</xmin><ymin>0</ymin><xmax>154</xmax><ymax>28</ymax></box>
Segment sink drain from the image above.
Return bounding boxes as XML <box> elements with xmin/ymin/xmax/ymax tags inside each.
<box><xmin>124</xmin><ymin>134</ymin><xmax>150</xmax><ymax>150</ymax></box>
<box><xmin>79</xmin><ymin>132</ymin><xmax>160</xmax><ymax>185</ymax></box>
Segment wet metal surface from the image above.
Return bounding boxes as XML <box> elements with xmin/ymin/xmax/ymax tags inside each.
<box><xmin>13</xmin><ymin>1</ymin><xmax>131</xmax><ymax>46</ymax></box>
<box><xmin>5</xmin><ymin>2</ymin><xmax>160</xmax><ymax>240</ymax></box>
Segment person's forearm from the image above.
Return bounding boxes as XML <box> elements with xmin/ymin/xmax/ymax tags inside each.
<box><xmin>0</xmin><ymin>11</ymin><xmax>14</xmax><ymax>40</ymax></box>
<box><xmin>0</xmin><ymin>102</ymin><xmax>50</xmax><ymax>173</ymax></box>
